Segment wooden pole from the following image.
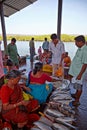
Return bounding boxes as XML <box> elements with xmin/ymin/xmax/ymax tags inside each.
<box><xmin>57</xmin><ymin>0</ymin><xmax>63</xmax><ymax>40</ymax></box>
<box><xmin>0</xmin><ymin>2</ymin><xmax>7</xmax><ymax>51</ymax></box>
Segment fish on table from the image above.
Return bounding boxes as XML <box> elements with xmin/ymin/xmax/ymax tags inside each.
<box><xmin>51</xmin><ymin>94</ymin><xmax>72</xmax><ymax>102</ymax></box>
<box><xmin>46</xmin><ymin>108</ymin><xmax>65</xmax><ymax>118</ymax></box>
<box><xmin>30</xmin><ymin>127</ymin><xmax>41</xmax><ymax>130</ymax></box>
<box><xmin>47</xmin><ymin>101</ymin><xmax>75</xmax><ymax>117</ymax></box>
<box><xmin>55</xmin><ymin>117</ymin><xmax>76</xmax><ymax>124</ymax></box>
<box><xmin>33</xmin><ymin>121</ymin><xmax>52</xmax><ymax>130</ymax></box>
<box><xmin>52</xmin><ymin>123</ymin><xmax>70</xmax><ymax>130</ymax></box>
<box><xmin>54</xmin><ymin>119</ymin><xmax>77</xmax><ymax>130</ymax></box>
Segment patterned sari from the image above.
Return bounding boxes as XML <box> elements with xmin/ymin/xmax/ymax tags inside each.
<box><xmin>1</xmin><ymin>84</ymin><xmax>39</xmax><ymax>125</ymax></box>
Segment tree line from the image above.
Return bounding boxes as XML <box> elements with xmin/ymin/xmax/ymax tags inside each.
<box><xmin>0</xmin><ymin>34</ymin><xmax>87</xmax><ymax>42</ymax></box>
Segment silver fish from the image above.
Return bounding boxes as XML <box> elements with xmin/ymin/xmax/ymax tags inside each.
<box><xmin>54</xmin><ymin>119</ymin><xmax>77</xmax><ymax>130</ymax></box>
<box><xmin>48</xmin><ymin>102</ymin><xmax>75</xmax><ymax>117</ymax></box>
<box><xmin>52</xmin><ymin>94</ymin><xmax>72</xmax><ymax>101</ymax></box>
<box><xmin>55</xmin><ymin>117</ymin><xmax>75</xmax><ymax>124</ymax></box>
<box><xmin>50</xmin><ymin>92</ymin><xmax>70</xmax><ymax>99</ymax></box>
<box><xmin>33</xmin><ymin>121</ymin><xmax>52</xmax><ymax>130</ymax></box>
<box><xmin>30</xmin><ymin>127</ymin><xmax>41</xmax><ymax>130</ymax></box>
<box><xmin>52</xmin><ymin>123</ymin><xmax>70</xmax><ymax>130</ymax></box>
<box><xmin>46</xmin><ymin>108</ymin><xmax>64</xmax><ymax>118</ymax></box>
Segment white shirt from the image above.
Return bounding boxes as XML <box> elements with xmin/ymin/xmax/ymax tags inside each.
<box><xmin>49</xmin><ymin>41</ymin><xmax>65</xmax><ymax>64</ymax></box>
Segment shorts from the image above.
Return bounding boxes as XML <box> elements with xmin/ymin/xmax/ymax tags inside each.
<box><xmin>73</xmin><ymin>83</ymin><xmax>82</xmax><ymax>90</ymax></box>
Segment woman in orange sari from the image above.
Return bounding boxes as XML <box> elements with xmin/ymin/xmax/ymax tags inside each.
<box><xmin>0</xmin><ymin>70</ymin><xmax>39</xmax><ymax>129</ymax></box>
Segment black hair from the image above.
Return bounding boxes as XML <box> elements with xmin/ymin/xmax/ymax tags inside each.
<box><xmin>32</xmin><ymin>37</ymin><xmax>34</xmax><ymax>40</ymax></box>
<box><xmin>45</xmin><ymin>37</ymin><xmax>47</xmax><ymax>41</ymax></box>
<box><xmin>74</xmin><ymin>35</ymin><xmax>85</xmax><ymax>43</ymax></box>
<box><xmin>5</xmin><ymin>70</ymin><xmax>21</xmax><ymax>79</ymax></box>
<box><xmin>6</xmin><ymin>59</ymin><xmax>13</xmax><ymax>66</ymax></box>
<box><xmin>11</xmin><ymin>38</ymin><xmax>16</xmax><ymax>43</ymax></box>
<box><xmin>65</xmin><ymin>52</ymin><xmax>68</xmax><ymax>55</ymax></box>
<box><xmin>33</xmin><ymin>62</ymin><xmax>43</xmax><ymax>75</ymax></box>
<box><xmin>50</xmin><ymin>33</ymin><xmax>58</xmax><ymax>40</ymax></box>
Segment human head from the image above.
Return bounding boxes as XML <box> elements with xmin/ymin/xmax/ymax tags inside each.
<box><xmin>32</xmin><ymin>37</ymin><xmax>34</xmax><ymax>40</ymax></box>
<box><xmin>11</xmin><ymin>38</ymin><xmax>16</xmax><ymax>44</ymax></box>
<box><xmin>6</xmin><ymin>59</ymin><xmax>13</xmax><ymax>66</ymax></box>
<box><xmin>74</xmin><ymin>35</ymin><xmax>85</xmax><ymax>48</ymax></box>
<box><xmin>65</xmin><ymin>52</ymin><xmax>68</xmax><ymax>56</ymax></box>
<box><xmin>50</xmin><ymin>33</ymin><xmax>59</xmax><ymax>44</ymax></box>
<box><xmin>33</xmin><ymin>62</ymin><xmax>43</xmax><ymax>75</ymax></box>
<box><xmin>45</xmin><ymin>38</ymin><xmax>47</xmax><ymax>41</ymax></box>
<box><xmin>5</xmin><ymin>70</ymin><xmax>21</xmax><ymax>85</ymax></box>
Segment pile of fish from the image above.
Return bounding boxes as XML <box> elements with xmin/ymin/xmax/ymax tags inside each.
<box><xmin>31</xmin><ymin>79</ymin><xmax>78</xmax><ymax>130</ymax></box>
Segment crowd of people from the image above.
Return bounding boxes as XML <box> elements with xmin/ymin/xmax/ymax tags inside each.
<box><xmin>0</xmin><ymin>34</ymin><xmax>87</xmax><ymax>129</ymax></box>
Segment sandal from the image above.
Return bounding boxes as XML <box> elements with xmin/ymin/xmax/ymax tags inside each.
<box><xmin>72</xmin><ymin>101</ymin><xmax>80</xmax><ymax>106</ymax></box>
<box><xmin>71</xmin><ymin>94</ymin><xmax>77</xmax><ymax>99</ymax></box>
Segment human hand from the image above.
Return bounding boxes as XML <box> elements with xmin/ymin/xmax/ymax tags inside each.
<box><xmin>21</xmin><ymin>100</ymin><xmax>29</xmax><ymax>106</ymax></box>
<box><xmin>76</xmin><ymin>74</ymin><xmax>82</xmax><ymax>80</ymax></box>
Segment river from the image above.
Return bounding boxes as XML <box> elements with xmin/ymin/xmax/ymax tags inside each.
<box><xmin>1</xmin><ymin>41</ymin><xmax>77</xmax><ymax>60</ymax></box>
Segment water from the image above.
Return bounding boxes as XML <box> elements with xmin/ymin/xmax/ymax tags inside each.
<box><xmin>1</xmin><ymin>41</ymin><xmax>77</xmax><ymax>60</ymax></box>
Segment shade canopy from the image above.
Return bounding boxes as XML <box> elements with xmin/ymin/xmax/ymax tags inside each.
<box><xmin>0</xmin><ymin>0</ymin><xmax>37</xmax><ymax>17</ymax></box>
<box><xmin>0</xmin><ymin>0</ymin><xmax>38</xmax><ymax>50</ymax></box>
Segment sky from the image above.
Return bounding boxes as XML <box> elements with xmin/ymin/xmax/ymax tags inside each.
<box><xmin>0</xmin><ymin>0</ymin><xmax>87</xmax><ymax>35</ymax></box>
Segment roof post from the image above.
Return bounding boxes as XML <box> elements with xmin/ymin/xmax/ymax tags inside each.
<box><xmin>57</xmin><ymin>0</ymin><xmax>63</xmax><ymax>40</ymax></box>
<box><xmin>0</xmin><ymin>2</ymin><xmax>7</xmax><ymax>51</ymax></box>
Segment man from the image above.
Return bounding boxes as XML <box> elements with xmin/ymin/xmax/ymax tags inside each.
<box><xmin>69</xmin><ymin>35</ymin><xmax>87</xmax><ymax>106</ymax></box>
<box><xmin>42</xmin><ymin>37</ymin><xmax>49</xmax><ymax>51</ymax></box>
<box><xmin>49</xmin><ymin>33</ymin><xmax>65</xmax><ymax>76</ymax></box>
<box><xmin>29</xmin><ymin>37</ymin><xmax>35</xmax><ymax>68</ymax></box>
<box><xmin>5</xmin><ymin>38</ymin><xmax>20</xmax><ymax>69</ymax></box>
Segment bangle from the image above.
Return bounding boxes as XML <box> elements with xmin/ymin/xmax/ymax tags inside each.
<box><xmin>14</xmin><ymin>104</ymin><xmax>16</xmax><ymax>108</ymax></box>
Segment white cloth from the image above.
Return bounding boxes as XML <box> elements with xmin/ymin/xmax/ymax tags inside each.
<box><xmin>49</xmin><ymin>41</ymin><xmax>65</xmax><ymax>64</ymax></box>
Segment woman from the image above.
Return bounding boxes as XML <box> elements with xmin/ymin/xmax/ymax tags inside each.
<box><xmin>0</xmin><ymin>70</ymin><xmax>39</xmax><ymax>129</ymax></box>
<box><xmin>26</xmin><ymin>62</ymin><xmax>53</xmax><ymax>104</ymax></box>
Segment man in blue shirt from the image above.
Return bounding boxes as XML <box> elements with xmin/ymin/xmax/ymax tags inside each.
<box><xmin>42</xmin><ymin>38</ymin><xmax>49</xmax><ymax>51</ymax></box>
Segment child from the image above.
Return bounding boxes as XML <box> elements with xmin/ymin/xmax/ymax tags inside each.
<box><xmin>3</xmin><ymin>59</ymin><xmax>17</xmax><ymax>74</ymax></box>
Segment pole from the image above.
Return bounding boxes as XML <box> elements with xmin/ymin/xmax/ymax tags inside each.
<box><xmin>0</xmin><ymin>2</ymin><xmax>7</xmax><ymax>51</ymax></box>
<box><xmin>57</xmin><ymin>0</ymin><xmax>63</xmax><ymax>40</ymax></box>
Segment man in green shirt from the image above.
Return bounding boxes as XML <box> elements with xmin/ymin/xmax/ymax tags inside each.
<box><xmin>69</xmin><ymin>35</ymin><xmax>87</xmax><ymax>106</ymax></box>
<box><xmin>6</xmin><ymin>38</ymin><xmax>20</xmax><ymax>69</ymax></box>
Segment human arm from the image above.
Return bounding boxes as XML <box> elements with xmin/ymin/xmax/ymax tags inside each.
<box><xmin>20</xmin><ymin>84</ymin><xmax>31</xmax><ymax>92</ymax></box>
<box><xmin>76</xmin><ymin>64</ymin><xmax>87</xmax><ymax>80</ymax></box>
<box><xmin>2</xmin><ymin>100</ymin><xmax>30</xmax><ymax>110</ymax></box>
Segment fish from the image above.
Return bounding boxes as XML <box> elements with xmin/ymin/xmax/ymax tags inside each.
<box><xmin>46</xmin><ymin>108</ymin><xmax>64</xmax><ymax>118</ymax></box>
<box><xmin>30</xmin><ymin>127</ymin><xmax>41</xmax><ymax>130</ymax></box>
<box><xmin>52</xmin><ymin>100</ymin><xmax>71</xmax><ymax>105</ymax></box>
<box><xmin>50</xmin><ymin>91</ymin><xmax>70</xmax><ymax>99</ymax></box>
<box><xmin>52</xmin><ymin>94</ymin><xmax>72</xmax><ymax>101</ymax></box>
<box><xmin>47</xmin><ymin>102</ymin><xmax>75</xmax><ymax>117</ymax></box>
<box><xmin>54</xmin><ymin>119</ymin><xmax>77</xmax><ymax>130</ymax></box>
<box><xmin>33</xmin><ymin>121</ymin><xmax>52</xmax><ymax>130</ymax></box>
<box><xmin>55</xmin><ymin>117</ymin><xmax>76</xmax><ymax>124</ymax></box>
<box><xmin>52</xmin><ymin>123</ymin><xmax>70</xmax><ymax>130</ymax></box>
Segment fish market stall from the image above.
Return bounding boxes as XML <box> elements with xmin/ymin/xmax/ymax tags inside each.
<box><xmin>31</xmin><ymin>79</ymin><xmax>78</xmax><ymax>130</ymax></box>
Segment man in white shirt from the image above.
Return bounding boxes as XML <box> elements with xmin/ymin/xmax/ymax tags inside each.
<box><xmin>49</xmin><ymin>33</ymin><xmax>65</xmax><ymax>76</ymax></box>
